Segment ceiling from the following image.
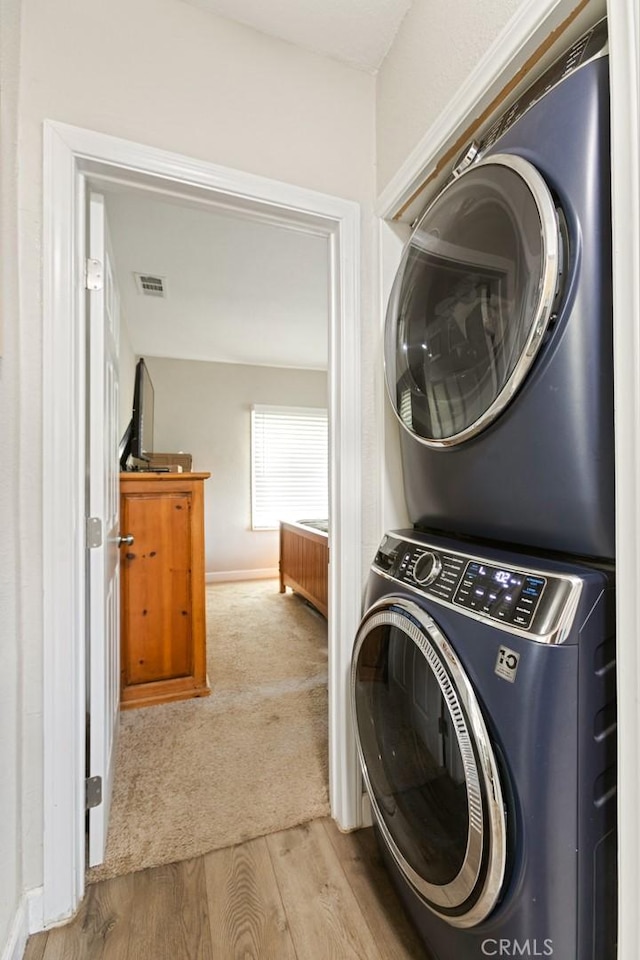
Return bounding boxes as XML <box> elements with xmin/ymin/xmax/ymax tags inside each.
<box><xmin>104</xmin><ymin>186</ymin><xmax>329</xmax><ymax>371</ymax></box>
<box><xmin>104</xmin><ymin>0</ymin><xmax>414</xmax><ymax>368</ymax></box>
<box><xmin>180</xmin><ymin>0</ymin><xmax>412</xmax><ymax>72</ymax></box>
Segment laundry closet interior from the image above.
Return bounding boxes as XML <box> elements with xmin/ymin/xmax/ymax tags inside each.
<box><xmin>354</xmin><ymin>17</ymin><xmax>617</xmax><ymax>960</ymax></box>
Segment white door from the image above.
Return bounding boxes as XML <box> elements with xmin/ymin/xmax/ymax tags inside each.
<box><xmin>87</xmin><ymin>191</ymin><xmax>122</xmax><ymax>866</ymax></box>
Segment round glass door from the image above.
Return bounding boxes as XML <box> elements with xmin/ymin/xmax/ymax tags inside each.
<box><xmin>351</xmin><ymin>598</ymin><xmax>507</xmax><ymax>927</ymax></box>
<box><xmin>385</xmin><ymin>153</ymin><xmax>562</xmax><ymax>446</ymax></box>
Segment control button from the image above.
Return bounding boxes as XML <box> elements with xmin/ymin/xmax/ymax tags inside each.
<box><xmin>430</xmin><ymin>586</ymin><xmax>454</xmax><ymax>600</ymax></box>
<box><xmin>522</xmin><ymin>576</ymin><xmax>545</xmax><ymax>595</ymax></box>
<box><xmin>451</xmin><ymin>559</ymin><xmax>549</xmax><ymax>629</ymax></box>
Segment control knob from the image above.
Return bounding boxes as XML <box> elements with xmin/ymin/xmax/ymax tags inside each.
<box><xmin>413</xmin><ymin>551</ymin><xmax>442</xmax><ymax>586</ymax></box>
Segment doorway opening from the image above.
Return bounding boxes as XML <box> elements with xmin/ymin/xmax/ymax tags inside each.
<box><xmin>42</xmin><ymin>120</ymin><xmax>363</xmax><ymax>926</ymax></box>
<box><xmin>89</xmin><ymin>179</ymin><xmax>332</xmax><ymax>878</ymax></box>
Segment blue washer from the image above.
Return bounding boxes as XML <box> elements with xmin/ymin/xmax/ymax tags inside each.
<box><xmin>352</xmin><ymin>529</ymin><xmax>616</xmax><ymax>959</ymax></box>
<box><xmin>385</xmin><ymin>21</ymin><xmax>614</xmax><ymax>560</ymax></box>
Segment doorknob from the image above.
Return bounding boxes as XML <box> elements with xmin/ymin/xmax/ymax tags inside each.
<box><xmin>117</xmin><ymin>534</ymin><xmax>135</xmax><ymax>547</ymax></box>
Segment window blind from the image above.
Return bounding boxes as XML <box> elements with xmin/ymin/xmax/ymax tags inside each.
<box><xmin>251</xmin><ymin>405</ymin><xmax>328</xmax><ymax>530</ymax></box>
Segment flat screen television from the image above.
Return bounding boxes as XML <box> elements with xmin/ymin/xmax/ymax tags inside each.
<box><xmin>119</xmin><ymin>358</ymin><xmax>155</xmax><ymax>470</ymax></box>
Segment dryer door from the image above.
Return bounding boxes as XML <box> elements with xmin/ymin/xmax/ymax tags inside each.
<box><xmin>385</xmin><ymin>154</ymin><xmax>562</xmax><ymax>446</ymax></box>
<box><xmin>351</xmin><ymin>597</ymin><xmax>507</xmax><ymax>928</ymax></box>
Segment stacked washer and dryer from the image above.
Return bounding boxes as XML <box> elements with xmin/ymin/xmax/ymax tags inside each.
<box><xmin>351</xmin><ymin>19</ymin><xmax>617</xmax><ymax>960</ymax></box>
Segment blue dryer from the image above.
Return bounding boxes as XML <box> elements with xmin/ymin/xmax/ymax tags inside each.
<box><xmin>351</xmin><ymin>530</ymin><xmax>617</xmax><ymax>959</ymax></box>
<box><xmin>385</xmin><ymin>21</ymin><xmax>614</xmax><ymax>559</ymax></box>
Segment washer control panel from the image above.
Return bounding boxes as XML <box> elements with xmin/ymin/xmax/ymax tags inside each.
<box><xmin>373</xmin><ymin>534</ymin><xmax>574</xmax><ymax>637</ymax></box>
<box><xmin>395</xmin><ymin>544</ymin><xmax>465</xmax><ymax>603</ymax></box>
<box><xmin>453</xmin><ymin>561</ymin><xmax>545</xmax><ymax>630</ymax></box>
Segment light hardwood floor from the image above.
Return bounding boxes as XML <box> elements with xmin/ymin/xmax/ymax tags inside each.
<box><xmin>26</xmin><ymin>820</ymin><xmax>431</xmax><ymax>960</ymax></box>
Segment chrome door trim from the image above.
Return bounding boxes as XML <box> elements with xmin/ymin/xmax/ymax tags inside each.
<box><xmin>385</xmin><ymin>152</ymin><xmax>562</xmax><ymax>447</ymax></box>
<box><xmin>351</xmin><ymin>597</ymin><xmax>507</xmax><ymax>927</ymax></box>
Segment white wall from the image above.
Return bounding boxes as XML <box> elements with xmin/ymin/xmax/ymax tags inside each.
<box><xmin>15</xmin><ymin>0</ymin><xmax>376</xmax><ymax>895</ymax></box>
<box><xmin>376</xmin><ymin>0</ymin><xmax>524</xmax><ymax>195</ymax></box>
<box><xmin>0</xmin><ymin>0</ymin><xmax>24</xmax><ymax>950</ymax></box>
<box><xmin>20</xmin><ymin>0</ymin><xmax>375</xmax><ymax>200</ymax></box>
<box><xmin>146</xmin><ymin>357</ymin><xmax>327</xmax><ymax>577</ymax></box>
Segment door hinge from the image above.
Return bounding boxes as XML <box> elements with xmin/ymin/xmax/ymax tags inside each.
<box><xmin>86</xmin><ymin>776</ymin><xmax>103</xmax><ymax>810</ymax></box>
<box><xmin>86</xmin><ymin>517</ymin><xmax>103</xmax><ymax>549</ymax></box>
<box><xmin>85</xmin><ymin>258</ymin><xmax>104</xmax><ymax>291</ymax></box>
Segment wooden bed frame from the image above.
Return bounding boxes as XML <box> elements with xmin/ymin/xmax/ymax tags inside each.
<box><xmin>279</xmin><ymin>520</ymin><xmax>328</xmax><ymax>618</ymax></box>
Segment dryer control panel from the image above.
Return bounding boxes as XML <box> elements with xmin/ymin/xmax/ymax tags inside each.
<box><xmin>373</xmin><ymin>533</ymin><xmax>581</xmax><ymax>642</ymax></box>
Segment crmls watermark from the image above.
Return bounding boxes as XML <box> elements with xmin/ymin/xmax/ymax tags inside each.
<box><xmin>480</xmin><ymin>939</ymin><xmax>554</xmax><ymax>957</ymax></box>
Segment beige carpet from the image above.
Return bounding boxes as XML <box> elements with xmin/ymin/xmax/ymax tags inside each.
<box><xmin>88</xmin><ymin>580</ymin><xmax>329</xmax><ymax>882</ymax></box>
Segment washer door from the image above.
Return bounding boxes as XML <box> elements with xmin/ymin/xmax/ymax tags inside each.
<box><xmin>385</xmin><ymin>154</ymin><xmax>562</xmax><ymax>446</ymax></box>
<box><xmin>351</xmin><ymin>598</ymin><xmax>507</xmax><ymax>928</ymax></box>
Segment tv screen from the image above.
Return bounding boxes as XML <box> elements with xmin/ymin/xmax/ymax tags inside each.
<box><xmin>131</xmin><ymin>358</ymin><xmax>155</xmax><ymax>463</ymax></box>
<box><xmin>120</xmin><ymin>358</ymin><xmax>155</xmax><ymax>470</ymax></box>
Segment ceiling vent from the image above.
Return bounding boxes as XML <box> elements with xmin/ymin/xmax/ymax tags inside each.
<box><xmin>135</xmin><ymin>273</ymin><xmax>166</xmax><ymax>298</ymax></box>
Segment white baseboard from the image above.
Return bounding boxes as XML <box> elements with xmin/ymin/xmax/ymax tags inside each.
<box><xmin>0</xmin><ymin>885</ymin><xmax>47</xmax><ymax>960</ymax></box>
<box><xmin>206</xmin><ymin>568</ymin><xmax>279</xmax><ymax>583</ymax></box>
<box><xmin>26</xmin><ymin>888</ymin><xmax>44</xmax><ymax>935</ymax></box>
<box><xmin>1</xmin><ymin>885</ymin><xmax>71</xmax><ymax>959</ymax></box>
<box><xmin>2</xmin><ymin>899</ymin><xmax>28</xmax><ymax>960</ymax></box>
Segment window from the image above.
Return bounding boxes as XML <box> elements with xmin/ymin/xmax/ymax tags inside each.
<box><xmin>251</xmin><ymin>405</ymin><xmax>328</xmax><ymax>530</ymax></box>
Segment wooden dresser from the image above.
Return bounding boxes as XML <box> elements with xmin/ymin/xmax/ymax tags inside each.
<box><xmin>119</xmin><ymin>472</ymin><xmax>211</xmax><ymax>709</ymax></box>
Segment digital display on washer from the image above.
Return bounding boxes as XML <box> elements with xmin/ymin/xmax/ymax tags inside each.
<box><xmin>373</xmin><ymin>536</ymin><xmax>404</xmax><ymax>573</ymax></box>
<box><xmin>454</xmin><ymin>560</ymin><xmax>546</xmax><ymax>628</ymax></box>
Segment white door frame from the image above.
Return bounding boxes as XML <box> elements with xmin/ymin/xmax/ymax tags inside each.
<box><xmin>376</xmin><ymin>0</ymin><xmax>639</xmax><ymax>955</ymax></box>
<box><xmin>42</xmin><ymin>120</ymin><xmax>362</xmax><ymax>926</ymax></box>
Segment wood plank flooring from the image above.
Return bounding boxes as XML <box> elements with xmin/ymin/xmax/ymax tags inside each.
<box><xmin>25</xmin><ymin>820</ymin><xmax>430</xmax><ymax>960</ymax></box>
